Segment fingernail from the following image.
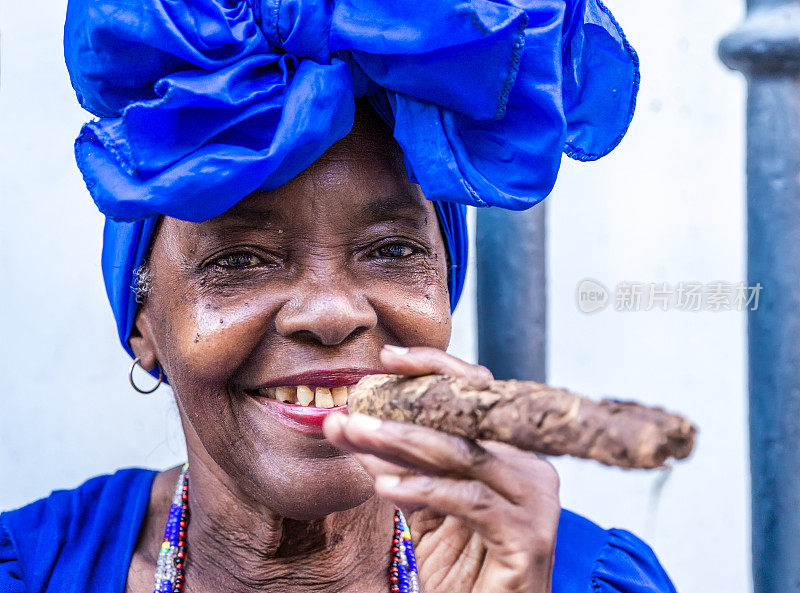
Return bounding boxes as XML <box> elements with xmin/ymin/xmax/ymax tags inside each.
<box><xmin>383</xmin><ymin>344</ymin><xmax>409</xmax><ymax>355</ymax></box>
<box><xmin>348</xmin><ymin>412</ymin><xmax>382</xmax><ymax>432</ymax></box>
<box><xmin>375</xmin><ymin>474</ymin><xmax>401</xmax><ymax>489</ymax></box>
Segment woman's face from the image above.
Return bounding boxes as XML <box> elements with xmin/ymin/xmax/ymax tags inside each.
<box><xmin>131</xmin><ymin>108</ymin><xmax>451</xmax><ymax>519</ymax></box>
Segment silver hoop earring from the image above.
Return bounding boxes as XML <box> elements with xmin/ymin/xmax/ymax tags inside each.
<box><xmin>129</xmin><ymin>357</ymin><xmax>163</xmax><ymax>394</ymax></box>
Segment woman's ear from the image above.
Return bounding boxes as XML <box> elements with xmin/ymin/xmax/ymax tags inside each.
<box><xmin>129</xmin><ymin>309</ymin><xmax>159</xmax><ymax>372</ymax></box>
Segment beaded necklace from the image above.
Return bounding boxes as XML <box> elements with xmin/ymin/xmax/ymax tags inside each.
<box><xmin>153</xmin><ymin>464</ymin><xmax>419</xmax><ymax>593</ymax></box>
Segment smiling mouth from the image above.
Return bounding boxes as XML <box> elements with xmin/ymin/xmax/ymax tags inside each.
<box><xmin>248</xmin><ymin>385</ymin><xmax>351</xmax><ymax>409</ymax></box>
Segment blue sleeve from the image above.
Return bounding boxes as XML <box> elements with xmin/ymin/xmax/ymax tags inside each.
<box><xmin>0</xmin><ymin>518</ymin><xmax>25</xmax><ymax>593</ymax></box>
<box><xmin>0</xmin><ymin>468</ymin><xmax>157</xmax><ymax>593</ymax></box>
<box><xmin>553</xmin><ymin>510</ymin><xmax>677</xmax><ymax>593</ymax></box>
<box><xmin>591</xmin><ymin>529</ymin><xmax>678</xmax><ymax>593</ymax></box>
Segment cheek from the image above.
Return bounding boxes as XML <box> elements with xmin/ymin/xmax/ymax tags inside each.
<box><xmin>372</xmin><ymin>271</ymin><xmax>452</xmax><ymax>350</ymax></box>
<box><xmin>158</xmin><ymin>290</ymin><xmax>278</xmax><ymax>386</ymax></box>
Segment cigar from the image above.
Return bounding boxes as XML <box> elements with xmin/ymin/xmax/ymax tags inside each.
<box><xmin>348</xmin><ymin>374</ymin><xmax>696</xmax><ymax>469</ymax></box>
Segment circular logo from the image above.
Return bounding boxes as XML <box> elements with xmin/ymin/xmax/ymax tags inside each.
<box><xmin>576</xmin><ymin>278</ymin><xmax>609</xmax><ymax>314</ymax></box>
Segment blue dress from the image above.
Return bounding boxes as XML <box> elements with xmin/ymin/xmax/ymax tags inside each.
<box><xmin>0</xmin><ymin>468</ymin><xmax>677</xmax><ymax>593</ymax></box>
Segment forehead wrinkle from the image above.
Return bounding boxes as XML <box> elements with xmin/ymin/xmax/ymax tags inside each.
<box><xmin>203</xmin><ymin>204</ymin><xmax>284</xmax><ymax>230</ymax></box>
<box><xmin>358</xmin><ymin>193</ymin><xmax>431</xmax><ymax>229</ymax></box>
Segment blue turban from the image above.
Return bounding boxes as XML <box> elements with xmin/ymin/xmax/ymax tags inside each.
<box><xmin>64</xmin><ymin>0</ymin><xmax>638</xmax><ymax>359</ymax></box>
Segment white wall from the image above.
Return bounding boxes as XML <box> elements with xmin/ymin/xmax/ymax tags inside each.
<box><xmin>0</xmin><ymin>1</ymin><xmax>747</xmax><ymax>592</ymax></box>
<box><xmin>546</xmin><ymin>3</ymin><xmax>748</xmax><ymax>593</ymax></box>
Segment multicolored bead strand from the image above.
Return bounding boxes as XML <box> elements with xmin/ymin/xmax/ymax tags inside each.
<box><xmin>391</xmin><ymin>507</ymin><xmax>419</xmax><ymax>593</ymax></box>
<box><xmin>152</xmin><ymin>463</ymin><xmax>190</xmax><ymax>593</ymax></box>
<box><xmin>154</xmin><ymin>465</ymin><xmax>419</xmax><ymax>592</ymax></box>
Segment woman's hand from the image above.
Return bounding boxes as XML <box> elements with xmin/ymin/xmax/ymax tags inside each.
<box><xmin>323</xmin><ymin>346</ymin><xmax>560</xmax><ymax>593</ymax></box>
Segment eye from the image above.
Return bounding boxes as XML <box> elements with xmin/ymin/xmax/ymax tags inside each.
<box><xmin>374</xmin><ymin>243</ymin><xmax>415</xmax><ymax>259</ymax></box>
<box><xmin>213</xmin><ymin>251</ymin><xmax>263</xmax><ymax>269</ymax></box>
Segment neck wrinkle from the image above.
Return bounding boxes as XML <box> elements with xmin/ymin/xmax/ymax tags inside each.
<box><xmin>179</xmin><ymin>444</ymin><xmax>394</xmax><ymax>593</ymax></box>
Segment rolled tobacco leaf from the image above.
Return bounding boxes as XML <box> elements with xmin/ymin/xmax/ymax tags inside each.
<box><xmin>348</xmin><ymin>374</ymin><xmax>696</xmax><ymax>469</ymax></box>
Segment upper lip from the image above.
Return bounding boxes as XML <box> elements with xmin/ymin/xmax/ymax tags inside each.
<box><xmin>243</xmin><ymin>368</ymin><xmax>383</xmax><ymax>391</ymax></box>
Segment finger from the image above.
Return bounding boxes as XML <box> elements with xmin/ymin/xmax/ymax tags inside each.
<box><xmin>325</xmin><ymin>414</ymin><xmax>439</xmax><ymax>510</ymax></box>
<box><xmin>479</xmin><ymin>441</ymin><xmax>560</xmax><ymax>503</ymax></box>
<box><xmin>351</xmin><ymin>453</ymin><xmax>433</xmax><ymax>512</ymax></box>
<box><xmin>330</xmin><ymin>412</ymin><xmax>490</xmax><ymax>475</ymax></box>
<box><xmin>322</xmin><ymin>411</ymin><xmax>352</xmax><ymax>450</ymax></box>
<box><xmin>373</xmin><ymin>473</ymin><xmax>529</xmax><ymax>548</ymax></box>
<box><xmin>353</xmin><ymin>452</ymin><xmax>415</xmax><ymax>479</ymax></box>
<box><xmin>327</xmin><ymin>413</ymin><xmax>560</xmax><ymax>507</ymax></box>
<box><xmin>328</xmin><ymin>412</ymin><xmax>544</xmax><ymax>503</ymax></box>
<box><xmin>324</xmin><ymin>413</ymin><xmax>420</xmax><ymax>475</ymax></box>
<box><xmin>480</xmin><ymin>441</ymin><xmax>558</xmax><ymax>477</ymax></box>
<box><xmin>380</xmin><ymin>345</ymin><xmax>493</xmax><ymax>389</ymax></box>
<box><xmin>320</xmin><ymin>418</ymin><xmax>448</xmax><ymax>516</ymax></box>
<box><xmin>481</xmin><ymin>441</ymin><xmax>559</xmax><ymax>479</ymax></box>
<box><xmin>480</xmin><ymin>440</ymin><xmax>550</xmax><ymax>469</ymax></box>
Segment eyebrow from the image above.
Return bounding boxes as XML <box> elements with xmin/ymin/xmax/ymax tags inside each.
<box><xmin>204</xmin><ymin>192</ymin><xmax>429</xmax><ymax>230</ymax></box>
<box><xmin>358</xmin><ymin>193</ymin><xmax>429</xmax><ymax>228</ymax></box>
<box><xmin>206</xmin><ymin>206</ymin><xmax>283</xmax><ymax>229</ymax></box>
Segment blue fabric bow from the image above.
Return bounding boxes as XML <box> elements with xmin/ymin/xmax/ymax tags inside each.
<box><xmin>64</xmin><ymin>0</ymin><xmax>638</xmax><ymax>356</ymax></box>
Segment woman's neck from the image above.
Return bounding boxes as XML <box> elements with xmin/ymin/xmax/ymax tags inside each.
<box><xmin>172</xmin><ymin>444</ymin><xmax>395</xmax><ymax>593</ymax></box>
<box><xmin>188</xmin><ymin>482</ymin><xmax>393</xmax><ymax>592</ymax></box>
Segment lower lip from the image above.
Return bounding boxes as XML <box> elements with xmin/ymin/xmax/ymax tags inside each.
<box><xmin>255</xmin><ymin>397</ymin><xmax>347</xmax><ymax>437</ymax></box>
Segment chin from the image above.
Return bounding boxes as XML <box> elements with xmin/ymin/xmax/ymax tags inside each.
<box><xmin>241</xmin><ymin>449</ymin><xmax>378</xmax><ymax>520</ymax></box>
<box><xmin>269</xmin><ymin>481</ymin><xmax>376</xmax><ymax>521</ymax></box>
<box><xmin>278</xmin><ymin>488</ymin><xmax>377</xmax><ymax>521</ymax></box>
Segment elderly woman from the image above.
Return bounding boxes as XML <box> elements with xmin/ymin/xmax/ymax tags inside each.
<box><xmin>1</xmin><ymin>0</ymin><xmax>676</xmax><ymax>592</ymax></box>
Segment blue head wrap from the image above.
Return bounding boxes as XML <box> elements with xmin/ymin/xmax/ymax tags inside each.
<box><xmin>64</xmin><ymin>0</ymin><xmax>638</xmax><ymax>358</ymax></box>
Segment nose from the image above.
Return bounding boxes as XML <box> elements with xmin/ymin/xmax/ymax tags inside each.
<box><xmin>274</xmin><ymin>280</ymin><xmax>378</xmax><ymax>347</ymax></box>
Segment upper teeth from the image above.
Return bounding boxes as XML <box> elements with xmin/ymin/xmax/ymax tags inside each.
<box><xmin>297</xmin><ymin>385</ymin><xmax>315</xmax><ymax>406</ymax></box>
<box><xmin>257</xmin><ymin>385</ymin><xmax>351</xmax><ymax>408</ymax></box>
<box><xmin>331</xmin><ymin>386</ymin><xmax>348</xmax><ymax>406</ymax></box>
